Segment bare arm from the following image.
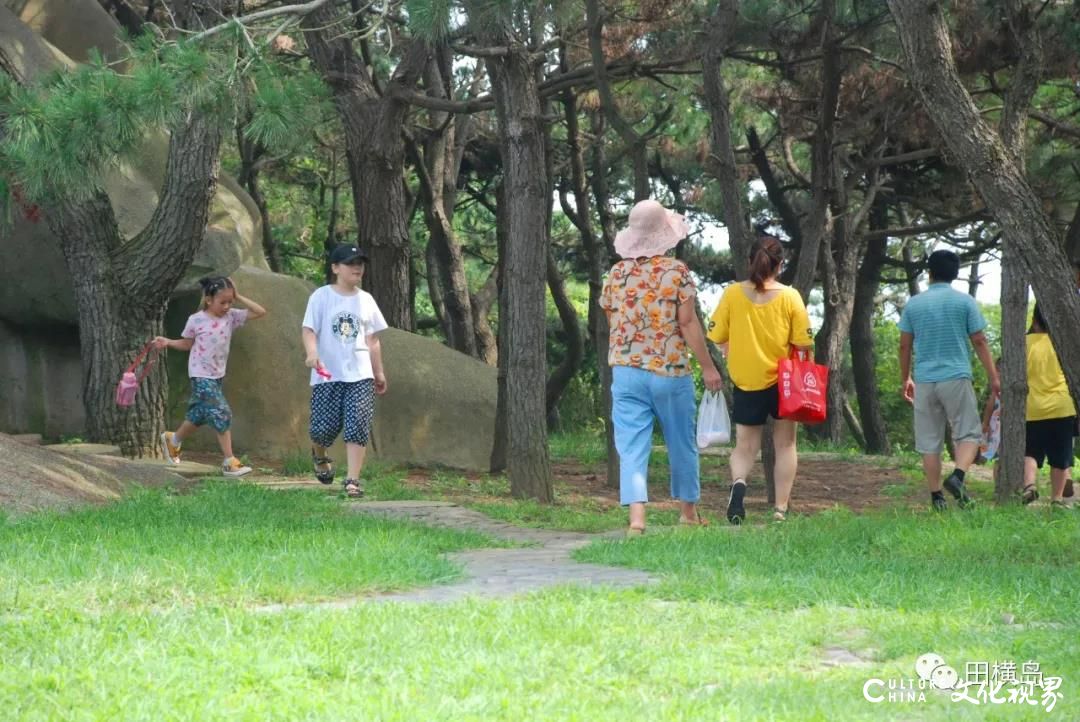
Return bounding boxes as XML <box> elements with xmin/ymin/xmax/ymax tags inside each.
<box><xmin>677</xmin><ymin>300</ymin><xmax>722</xmax><ymax>391</ymax></box>
<box><xmin>153</xmin><ymin>336</ymin><xmax>193</xmax><ymax>351</ymax></box>
<box><xmin>899</xmin><ymin>331</ymin><xmax>914</xmax><ymax>403</ymax></box>
<box><xmin>302</xmin><ymin>327</ymin><xmax>322</xmax><ymax>369</ymax></box>
<box><xmin>235</xmin><ymin>293</ymin><xmax>267</xmax><ymax>320</ymax></box>
<box><xmin>368</xmin><ymin>333</ymin><xmax>387</xmax><ymax>394</ymax></box>
<box><xmin>970</xmin><ymin>331</ymin><xmax>1001</xmax><ymax>396</ymax></box>
<box><xmin>229</xmin><ymin>278</ymin><xmax>267</xmax><ymax>320</ymax></box>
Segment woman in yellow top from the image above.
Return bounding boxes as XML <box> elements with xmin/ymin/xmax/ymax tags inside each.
<box><xmin>1021</xmin><ymin>304</ymin><xmax>1077</xmax><ymax>507</ymax></box>
<box><xmin>707</xmin><ymin>236</ymin><xmax>814</xmax><ymax>523</ymax></box>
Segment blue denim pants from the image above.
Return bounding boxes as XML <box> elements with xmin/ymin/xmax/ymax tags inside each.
<box><xmin>611</xmin><ymin>365</ymin><xmax>700</xmax><ymax>505</ymax></box>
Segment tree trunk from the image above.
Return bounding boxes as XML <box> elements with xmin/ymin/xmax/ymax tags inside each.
<box><xmin>997</xmin><ymin>238</ymin><xmax>1027</xmax><ymax>502</ymax></box>
<box><xmin>967</xmin><ymin>257</ymin><xmax>981</xmax><ymax>299</ymax></box>
<box><xmin>888</xmin><ymin>0</ymin><xmax>1080</xmax><ymax>408</ymax></box>
<box><xmin>490</xmin><ymin>183</ymin><xmax>509</xmax><ymax>473</ymax></box>
<box><xmin>546</xmin><ymin>250</ymin><xmax>584</xmax><ymax>427</ymax></box>
<box><xmin>589</xmin><ymin>110</ymin><xmax>620</xmax><ymax>488</ymax></box>
<box><xmin>413</xmin><ymin>47</ymin><xmax>479</xmax><ymax>357</ymax></box>
<box><xmin>813</xmin><ymin>290</ymin><xmax>855</xmax><ymax>444</ymax></box>
<box><xmin>813</xmin><ymin>161</ymin><xmax>871</xmax><ymax>445</ymax></box>
<box><xmin>701</xmin><ymin>0</ymin><xmax>754</xmax><ymax>274</ymax></box>
<box><xmin>425</xmin><ymin>237</ymin><xmax>449</xmax><ymax>338</ymax></box>
<box><xmin>303</xmin><ymin>10</ymin><xmax>429</xmax><ymax>330</ymax></box>
<box><xmin>51</xmin><ymin>193</ymin><xmax>169</xmax><ymax>457</ymax></box>
<box><xmin>235</xmin><ymin>119</ymin><xmax>280</xmax><ymax>272</ymax></box>
<box><xmin>559</xmin><ymin>53</ymin><xmax>613</xmax><ymax>470</ymax></box>
<box><xmin>850</xmin><ymin>230</ymin><xmax>890</xmax><ymax>453</ymax></box>
<box><xmin>471</xmin><ymin>265</ymin><xmax>500</xmax><ymax>366</ymax></box>
<box><xmin>901</xmin><ymin>239</ymin><xmax>921</xmax><ymax>298</ymax></box>
<box><xmin>842</xmin><ymin>397</ymin><xmax>867</xmax><ymax>450</ymax></box>
<box><xmin>1065</xmin><ymin>201</ymin><xmax>1080</xmax><ymax>265</ymax></box>
<box><xmin>792</xmin><ymin>0</ymin><xmax>841</xmax><ymax>299</ymax></box>
<box><xmin>485</xmin><ymin>42</ymin><xmax>554</xmax><ymax>501</ymax></box>
<box><xmin>585</xmin><ymin>0</ymin><xmax>650</xmax><ymax>202</ymax></box>
<box><xmin>46</xmin><ymin>110</ymin><xmax>222</xmax><ymax>456</ymax></box>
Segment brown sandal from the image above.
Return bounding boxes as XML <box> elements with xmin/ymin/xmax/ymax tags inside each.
<box><xmin>1021</xmin><ymin>484</ymin><xmax>1039</xmax><ymax>505</ymax></box>
<box><xmin>679</xmin><ymin>513</ymin><xmax>709</xmax><ymax>527</ymax></box>
<box><xmin>625</xmin><ymin>526</ymin><xmax>645</xmax><ymax>537</ymax></box>
<box><xmin>344</xmin><ymin>479</ymin><xmax>363</xmax><ymax>499</ymax></box>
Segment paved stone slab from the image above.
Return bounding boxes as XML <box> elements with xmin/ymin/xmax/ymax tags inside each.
<box><xmin>254</xmin><ymin>501</ymin><xmax>655</xmax><ymax>610</ymax></box>
<box><xmin>820</xmin><ymin>646</ymin><xmax>873</xmax><ymax>667</ymax></box>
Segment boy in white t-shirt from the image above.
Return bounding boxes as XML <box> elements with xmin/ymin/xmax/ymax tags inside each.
<box><xmin>301</xmin><ymin>244</ymin><xmax>389</xmax><ymax>497</ymax></box>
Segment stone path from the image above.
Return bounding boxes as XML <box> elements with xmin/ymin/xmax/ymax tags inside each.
<box><xmin>255</xmin><ymin>500</ymin><xmax>656</xmax><ymax>610</ymax></box>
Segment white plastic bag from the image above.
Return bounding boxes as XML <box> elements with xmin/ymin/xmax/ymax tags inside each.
<box><xmin>696</xmin><ymin>390</ymin><xmax>731</xmax><ymax>448</ymax></box>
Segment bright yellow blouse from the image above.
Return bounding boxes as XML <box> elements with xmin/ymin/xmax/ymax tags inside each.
<box><xmin>707</xmin><ymin>283</ymin><xmax>814</xmax><ymax>391</ymax></box>
<box><xmin>1026</xmin><ymin>333</ymin><xmax>1077</xmax><ymax>421</ymax></box>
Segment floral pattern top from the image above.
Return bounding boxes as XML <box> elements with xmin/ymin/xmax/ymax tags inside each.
<box><xmin>600</xmin><ymin>256</ymin><xmax>696</xmax><ymax>377</ymax></box>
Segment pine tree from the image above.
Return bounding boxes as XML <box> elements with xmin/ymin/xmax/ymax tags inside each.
<box><xmin>0</xmin><ymin>33</ymin><xmax>322</xmax><ymax>456</ymax></box>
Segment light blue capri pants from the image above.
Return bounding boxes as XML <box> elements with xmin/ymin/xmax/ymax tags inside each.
<box><xmin>611</xmin><ymin>365</ymin><xmax>700</xmax><ymax>505</ymax></box>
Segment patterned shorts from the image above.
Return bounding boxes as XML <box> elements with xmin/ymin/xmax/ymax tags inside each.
<box><xmin>185</xmin><ymin>377</ymin><xmax>233</xmax><ymax>433</ymax></box>
<box><xmin>309</xmin><ymin>380</ymin><xmax>376</xmax><ymax>447</ymax></box>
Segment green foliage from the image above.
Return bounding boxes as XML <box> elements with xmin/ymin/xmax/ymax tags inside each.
<box><xmin>0</xmin><ymin>35</ymin><xmax>324</xmax><ymax>203</ymax></box>
<box><xmin>242</xmin><ymin>65</ymin><xmax>332</xmax><ymax>154</ymax></box>
<box><xmin>406</xmin><ymin>0</ymin><xmax>454</xmax><ymax>41</ymax></box>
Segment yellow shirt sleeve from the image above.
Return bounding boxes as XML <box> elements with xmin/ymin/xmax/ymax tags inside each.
<box><xmin>706</xmin><ymin>288</ymin><xmax>730</xmax><ymax>344</ymax></box>
<box><xmin>787</xmin><ymin>289</ymin><xmax>813</xmax><ymax>347</ymax></box>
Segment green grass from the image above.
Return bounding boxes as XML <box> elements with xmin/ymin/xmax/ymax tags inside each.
<box><xmin>0</xmin><ymin>482</ymin><xmax>494</xmax><ymax>609</ymax></box>
<box><xmin>469</xmin><ymin>498</ymin><xmax>683</xmax><ymax>533</ymax></box>
<box><xmin>279</xmin><ymin>448</ymin><xmax>311</xmax><ymax>476</ymax></box>
<box><xmin>549</xmin><ymin>430</ymin><xmax>607</xmax><ymax>465</ymax></box>
<box><xmin>577</xmin><ymin>505</ymin><xmax>1080</xmax><ymax>614</ymax></box>
<box><xmin>1</xmin><ymin>485</ymin><xmax>1077</xmax><ymax>720</ymax></box>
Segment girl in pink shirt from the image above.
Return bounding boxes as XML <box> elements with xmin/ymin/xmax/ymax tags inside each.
<box><xmin>154</xmin><ymin>276</ymin><xmax>267</xmax><ymax>476</ymax></box>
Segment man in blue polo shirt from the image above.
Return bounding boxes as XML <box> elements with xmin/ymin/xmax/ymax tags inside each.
<box><xmin>899</xmin><ymin>250</ymin><xmax>1000</xmax><ymax>510</ymax></box>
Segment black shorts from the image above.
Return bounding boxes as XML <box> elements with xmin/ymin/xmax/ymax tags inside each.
<box><xmin>732</xmin><ymin>384</ymin><xmax>780</xmax><ymax>426</ymax></box>
<box><xmin>1025</xmin><ymin>417</ymin><xmax>1076</xmax><ymax>470</ymax></box>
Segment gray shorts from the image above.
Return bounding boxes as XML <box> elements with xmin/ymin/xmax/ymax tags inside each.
<box><xmin>914</xmin><ymin>378</ymin><xmax>982</xmax><ymax>455</ymax></box>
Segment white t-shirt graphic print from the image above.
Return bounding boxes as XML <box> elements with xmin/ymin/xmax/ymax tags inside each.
<box><xmin>301</xmin><ymin>285</ymin><xmax>388</xmax><ymax>386</ymax></box>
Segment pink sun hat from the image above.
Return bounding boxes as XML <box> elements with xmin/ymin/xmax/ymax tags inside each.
<box><xmin>614</xmin><ymin>199</ymin><xmax>690</xmax><ymax>259</ymax></box>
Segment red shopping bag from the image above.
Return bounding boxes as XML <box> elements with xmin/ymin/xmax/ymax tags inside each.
<box><xmin>777</xmin><ymin>348</ymin><xmax>828</xmax><ymax>424</ymax></box>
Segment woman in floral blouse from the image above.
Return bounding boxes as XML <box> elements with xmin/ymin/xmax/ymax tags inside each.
<box><xmin>600</xmin><ymin>200</ymin><xmax>723</xmax><ymax>535</ymax></box>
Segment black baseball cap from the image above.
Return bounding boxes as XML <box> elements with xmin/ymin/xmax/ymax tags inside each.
<box><xmin>329</xmin><ymin>244</ymin><xmax>369</xmax><ymax>264</ymax></box>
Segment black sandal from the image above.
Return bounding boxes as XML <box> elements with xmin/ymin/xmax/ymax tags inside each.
<box><xmin>344</xmin><ymin>479</ymin><xmax>363</xmax><ymax>498</ymax></box>
<box><xmin>312</xmin><ymin>451</ymin><xmax>334</xmax><ymax>484</ymax></box>
<box><xmin>1021</xmin><ymin>484</ymin><xmax>1039</xmax><ymax>505</ymax></box>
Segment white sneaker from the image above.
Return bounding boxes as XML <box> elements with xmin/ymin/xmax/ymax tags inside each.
<box><xmin>222</xmin><ymin>457</ymin><xmax>252</xmax><ymax>477</ymax></box>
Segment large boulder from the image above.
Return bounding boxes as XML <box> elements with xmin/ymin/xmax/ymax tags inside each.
<box><xmin>371</xmin><ymin>328</ymin><xmax>497</xmax><ymax>470</ymax></box>
<box><xmin>0</xmin><ymin>433</ymin><xmax>184</xmax><ymax>515</ymax></box>
<box><xmin>5</xmin><ymin>0</ymin><xmax>124</xmax><ymax>64</ymax></box>
<box><xmin>0</xmin><ymin>0</ymin><xmax>267</xmax><ymax>327</ymax></box>
<box><xmin>0</xmin><ymin>318</ymin><xmax>84</xmax><ymax>439</ymax></box>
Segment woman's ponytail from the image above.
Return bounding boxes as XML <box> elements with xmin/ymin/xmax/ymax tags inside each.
<box><xmin>747</xmin><ymin>236</ymin><xmax>784</xmax><ymax>292</ymax></box>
